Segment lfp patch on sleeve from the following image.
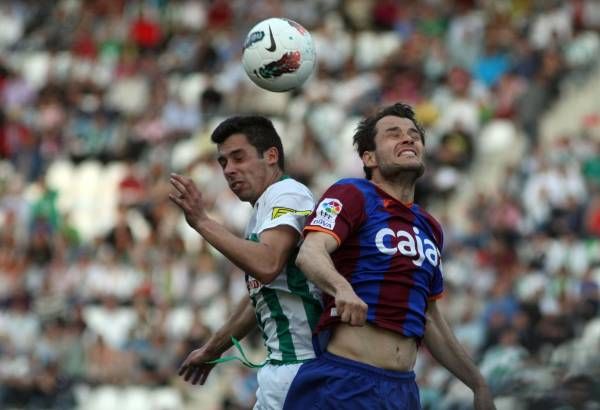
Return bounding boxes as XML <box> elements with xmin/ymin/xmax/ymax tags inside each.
<box><xmin>310</xmin><ymin>198</ymin><xmax>343</xmax><ymax>230</ymax></box>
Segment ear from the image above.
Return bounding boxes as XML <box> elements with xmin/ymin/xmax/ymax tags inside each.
<box><xmin>362</xmin><ymin>150</ymin><xmax>376</xmax><ymax>169</ymax></box>
<box><xmin>264</xmin><ymin>147</ymin><xmax>279</xmax><ymax>166</ymax></box>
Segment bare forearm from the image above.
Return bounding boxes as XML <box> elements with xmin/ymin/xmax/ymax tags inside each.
<box><xmin>424</xmin><ymin>305</ymin><xmax>487</xmax><ymax>390</ymax></box>
<box><xmin>206</xmin><ymin>297</ymin><xmax>256</xmax><ymax>355</ymax></box>
<box><xmin>194</xmin><ymin>218</ymin><xmax>282</xmax><ymax>283</ymax></box>
<box><xmin>296</xmin><ymin>240</ymin><xmax>351</xmax><ymax>297</ymax></box>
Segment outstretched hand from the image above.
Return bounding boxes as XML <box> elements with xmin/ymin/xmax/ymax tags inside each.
<box><xmin>178</xmin><ymin>345</ymin><xmax>219</xmax><ymax>386</ymax></box>
<box><xmin>169</xmin><ymin>173</ymin><xmax>208</xmax><ymax>230</ymax></box>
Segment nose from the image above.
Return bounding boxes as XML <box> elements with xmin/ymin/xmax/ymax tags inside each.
<box><xmin>400</xmin><ymin>132</ymin><xmax>415</xmax><ymax>144</ymax></box>
<box><xmin>223</xmin><ymin>161</ymin><xmax>238</xmax><ymax>177</ymax></box>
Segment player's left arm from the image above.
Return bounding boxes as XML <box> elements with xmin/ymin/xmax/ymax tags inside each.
<box><xmin>423</xmin><ymin>300</ymin><xmax>496</xmax><ymax>410</ymax></box>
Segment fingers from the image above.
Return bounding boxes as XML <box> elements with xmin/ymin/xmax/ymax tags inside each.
<box><xmin>178</xmin><ymin>353</ymin><xmax>215</xmax><ymax>386</ymax></box>
<box><xmin>170</xmin><ymin>173</ymin><xmax>191</xmax><ymax>187</ymax></box>
<box><xmin>337</xmin><ymin>298</ymin><xmax>368</xmax><ymax>326</ymax></box>
<box><xmin>169</xmin><ymin>193</ymin><xmax>185</xmax><ymax>209</ymax></box>
<box><xmin>191</xmin><ymin>368</ymin><xmax>203</xmax><ymax>385</ymax></box>
<box><xmin>169</xmin><ymin>173</ymin><xmax>200</xmax><ymax>213</ymax></box>
<box><xmin>199</xmin><ymin>368</ymin><xmax>212</xmax><ymax>385</ymax></box>
<box><xmin>179</xmin><ymin>365</ymin><xmax>212</xmax><ymax>385</ymax></box>
<box><xmin>169</xmin><ymin>174</ymin><xmax>189</xmax><ymax>196</ymax></box>
<box><xmin>181</xmin><ymin>364</ymin><xmax>199</xmax><ymax>383</ymax></box>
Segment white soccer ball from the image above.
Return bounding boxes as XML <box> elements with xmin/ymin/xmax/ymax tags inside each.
<box><xmin>242</xmin><ymin>18</ymin><xmax>316</xmax><ymax>92</ymax></box>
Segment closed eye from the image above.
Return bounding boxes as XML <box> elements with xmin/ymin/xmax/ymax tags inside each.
<box><xmin>218</xmin><ymin>149</ymin><xmax>247</xmax><ymax>168</ymax></box>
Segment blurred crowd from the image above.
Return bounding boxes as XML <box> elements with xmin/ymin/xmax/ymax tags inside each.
<box><xmin>1</xmin><ymin>0</ymin><xmax>599</xmax><ymax>409</ymax></box>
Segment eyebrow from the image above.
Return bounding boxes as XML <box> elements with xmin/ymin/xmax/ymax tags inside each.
<box><xmin>384</xmin><ymin>126</ymin><xmax>420</xmax><ymax>134</ymax></box>
<box><xmin>217</xmin><ymin>148</ymin><xmax>245</xmax><ymax>161</ymax></box>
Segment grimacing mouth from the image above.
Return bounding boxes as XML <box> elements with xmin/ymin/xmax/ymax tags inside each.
<box><xmin>396</xmin><ymin>148</ymin><xmax>418</xmax><ymax>157</ymax></box>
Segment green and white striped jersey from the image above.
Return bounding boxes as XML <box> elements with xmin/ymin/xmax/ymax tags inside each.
<box><xmin>245</xmin><ymin>177</ymin><xmax>322</xmax><ymax>363</ymax></box>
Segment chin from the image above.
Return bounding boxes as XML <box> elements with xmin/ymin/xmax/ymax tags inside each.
<box><xmin>398</xmin><ymin>158</ymin><xmax>424</xmax><ymax>169</ymax></box>
<box><xmin>382</xmin><ymin>162</ymin><xmax>425</xmax><ymax>179</ymax></box>
<box><xmin>235</xmin><ymin>191</ymin><xmax>252</xmax><ymax>202</ymax></box>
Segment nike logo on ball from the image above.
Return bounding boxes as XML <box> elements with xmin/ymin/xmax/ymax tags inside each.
<box><xmin>266</xmin><ymin>26</ymin><xmax>276</xmax><ymax>51</ymax></box>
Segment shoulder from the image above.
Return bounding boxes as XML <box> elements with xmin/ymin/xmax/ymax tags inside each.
<box><xmin>326</xmin><ymin>178</ymin><xmax>374</xmax><ymax>195</ymax></box>
<box><xmin>262</xmin><ymin>178</ymin><xmax>313</xmax><ymax>201</ymax></box>
<box><xmin>323</xmin><ymin>179</ymin><xmax>381</xmax><ymax>209</ymax></box>
<box><xmin>260</xmin><ymin>178</ymin><xmax>315</xmax><ymax>213</ymax></box>
<box><xmin>316</xmin><ymin>178</ymin><xmax>374</xmax><ymax>217</ymax></box>
<box><xmin>413</xmin><ymin>205</ymin><xmax>445</xmax><ymax>246</ymax></box>
<box><xmin>334</xmin><ymin>177</ymin><xmax>368</xmax><ymax>188</ymax></box>
<box><xmin>267</xmin><ymin>178</ymin><xmax>312</xmax><ymax>196</ymax></box>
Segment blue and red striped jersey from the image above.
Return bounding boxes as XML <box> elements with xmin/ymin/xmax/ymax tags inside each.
<box><xmin>304</xmin><ymin>178</ymin><xmax>444</xmax><ymax>339</ymax></box>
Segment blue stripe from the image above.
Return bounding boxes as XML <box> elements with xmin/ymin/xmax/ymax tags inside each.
<box><xmin>341</xmin><ymin>181</ymin><xmax>390</xmax><ymax>322</ymax></box>
<box><xmin>403</xmin><ymin>212</ymin><xmax>439</xmax><ymax>336</ymax></box>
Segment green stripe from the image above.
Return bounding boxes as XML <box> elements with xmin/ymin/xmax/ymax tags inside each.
<box><xmin>261</xmin><ymin>287</ymin><xmax>297</xmax><ymax>362</ymax></box>
<box><xmin>286</xmin><ymin>250</ymin><xmax>322</xmax><ymax>331</ymax></box>
<box><xmin>249</xmin><ymin>291</ymin><xmax>271</xmax><ymax>356</ymax></box>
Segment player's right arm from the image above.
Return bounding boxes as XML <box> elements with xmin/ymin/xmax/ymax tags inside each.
<box><xmin>296</xmin><ymin>231</ymin><xmax>367</xmax><ymax>326</ymax></box>
<box><xmin>178</xmin><ymin>294</ymin><xmax>256</xmax><ymax>385</ymax></box>
<box><xmin>169</xmin><ymin>173</ymin><xmax>299</xmax><ymax>284</ymax></box>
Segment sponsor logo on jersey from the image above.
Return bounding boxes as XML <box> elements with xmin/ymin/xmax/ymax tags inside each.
<box><xmin>271</xmin><ymin>207</ymin><xmax>312</xmax><ymax>219</ymax></box>
<box><xmin>246</xmin><ymin>275</ymin><xmax>263</xmax><ymax>296</ymax></box>
<box><xmin>375</xmin><ymin>227</ymin><xmax>441</xmax><ymax>267</ymax></box>
<box><xmin>310</xmin><ymin>198</ymin><xmax>343</xmax><ymax>230</ymax></box>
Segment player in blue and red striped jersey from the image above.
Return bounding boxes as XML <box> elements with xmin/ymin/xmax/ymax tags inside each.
<box><xmin>283</xmin><ymin>103</ymin><xmax>495</xmax><ymax>410</ymax></box>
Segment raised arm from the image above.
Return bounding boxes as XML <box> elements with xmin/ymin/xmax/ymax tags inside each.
<box><xmin>423</xmin><ymin>300</ymin><xmax>495</xmax><ymax>410</ymax></box>
<box><xmin>296</xmin><ymin>231</ymin><xmax>367</xmax><ymax>326</ymax></box>
<box><xmin>178</xmin><ymin>294</ymin><xmax>256</xmax><ymax>385</ymax></box>
<box><xmin>169</xmin><ymin>174</ymin><xmax>298</xmax><ymax>283</ymax></box>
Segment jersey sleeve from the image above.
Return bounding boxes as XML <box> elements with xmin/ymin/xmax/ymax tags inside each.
<box><xmin>304</xmin><ymin>182</ymin><xmax>366</xmax><ymax>245</ymax></box>
<box><xmin>256</xmin><ymin>186</ymin><xmax>315</xmax><ymax>235</ymax></box>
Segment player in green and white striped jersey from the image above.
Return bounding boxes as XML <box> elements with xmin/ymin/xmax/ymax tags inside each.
<box><xmin>170</xmin><ymin>115</ymin><xmax>322</xmax><ymax>409</ymax></box>
<box><xmin>245</xmin><ymin>176</ymin><xmax>322</xmax><ymax>363</ymax></box>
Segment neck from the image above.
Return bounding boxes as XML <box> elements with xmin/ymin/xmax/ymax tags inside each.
<box><xmin>251</xmin><ymin>168</ymin><xmax>284</xmax><ymax>206</ymax></box>
<box><xmin>370</xmin><ymin>173</ymin><xmax>416</xmax><ymax>205</ymax></box>
<box><xmin>269</xmin><ymin>168</ymin><xmax>284</xmax><ymax>186</ymax></box>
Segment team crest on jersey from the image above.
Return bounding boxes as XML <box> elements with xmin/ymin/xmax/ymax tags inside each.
<box><xmin>310</xmin><ymin>198</ymin><xmax>343</xmax><ymax>230</ymax></box>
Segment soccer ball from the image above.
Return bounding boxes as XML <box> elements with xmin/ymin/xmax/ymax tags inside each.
<box><xmin>242</xmin><ymin>18</ymin><xmax>316</xmax><ymax>92</ymax></box>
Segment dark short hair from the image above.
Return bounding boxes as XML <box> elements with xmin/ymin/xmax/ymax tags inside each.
<box><xmin>211</xmin><ymin>115</ymin><xmax>285</xmax><ymax>170</ymax></box>
<box><xmin>353</xmin><ymin>103</ymin><xmax>425</xmax><ymax>179</ymax></box>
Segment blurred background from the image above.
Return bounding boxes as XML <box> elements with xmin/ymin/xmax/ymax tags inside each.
<box><xmin>0</xmin><ymin>0</ymin><xmax>599</xmax><ymax>409</ymax></box>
